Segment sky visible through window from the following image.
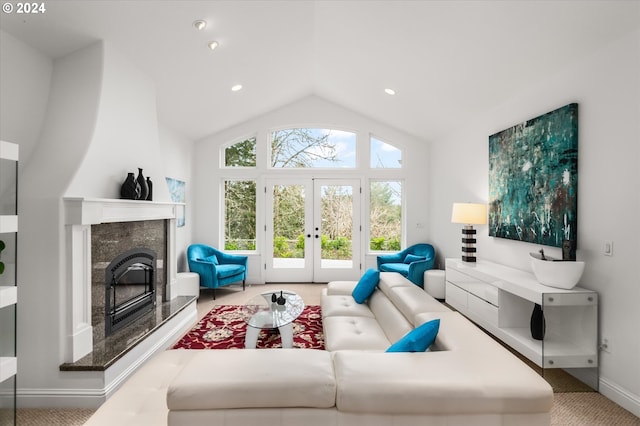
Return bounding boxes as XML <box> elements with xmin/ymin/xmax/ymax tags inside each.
<box><xmin>272</xmin><ymin>128</ymin><xmax>357</xmax><ymax>168</ymax></box>
<box><xmin>371</xmin><ymin>137</ymin><xmax>402</xmax><ymax>168</ymax></box>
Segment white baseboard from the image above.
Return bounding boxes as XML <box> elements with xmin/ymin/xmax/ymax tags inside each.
<box><xmin>16</xmin><ymin>300</ymin><xmax>197</xmax><ymax>409</ymax></box>
<box><xmin>599</xmin><ymin>377</ymin><xmax>640</xmax><ymax>418</ymax></box>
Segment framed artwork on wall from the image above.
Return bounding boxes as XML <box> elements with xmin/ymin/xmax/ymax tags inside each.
<box><xmin>166</xmin><ymin>177</ymin><xmax>186</xmax><ymax>227</ymax></box>
<box><xmin>488</xmin><ymin>103</ymin><xmax>578</xmax><ymax>248</ymax></box>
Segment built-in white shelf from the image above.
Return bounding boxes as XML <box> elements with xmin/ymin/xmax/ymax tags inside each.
<box><xmin>0</xmin><ymin>215</ymin><xmax>18</xmax><ymax>233</ymax></box>
<box><xmin>446</xmin><ymin>258</ymin><xmax>598</xmax><ymax>388</ymax></box>
<box><xmin>1</xmin><ymin>140</ymin><xmax>18</xmax><ymax>424</ymax></box>
<box><xmin>0</xmin><ymin>140</ymin><xmax>19</xmax><ymax>161</ymax></box>
<box><xmin>0</xmin><ymin>356</ymin><xmax>17</xmax><ymax>383</ymax></box>
<box><xmin>0</xmin><ymin>286</ymin><xmax>17</xmax><ymax>308</ymax></box>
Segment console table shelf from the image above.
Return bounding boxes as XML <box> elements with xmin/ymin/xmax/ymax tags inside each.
<box><xmin>445</xmin><ymin>258</ymin><xmax>598</xmax><ymax>388</ymax></box>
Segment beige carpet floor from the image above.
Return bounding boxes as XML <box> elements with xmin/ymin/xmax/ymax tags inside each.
<box><xmin>14</xmin><ymin>283</ymin><xmax>640</xmax><ymax>426</ymax></box>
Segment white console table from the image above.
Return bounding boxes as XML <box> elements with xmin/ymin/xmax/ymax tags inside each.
<box><xmin>445</xmin><ymin>258</ymin><xmax>598</xmax><ymax>379</ymax></box>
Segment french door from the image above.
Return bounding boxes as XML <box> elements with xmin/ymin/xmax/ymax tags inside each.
<box><xmin>265</xmin><ymin>178</ymin><xmax>361</xmax><ymax>283</ymax></box>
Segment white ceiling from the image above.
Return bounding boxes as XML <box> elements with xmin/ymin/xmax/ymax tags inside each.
<box><xmin>1</xmin><ymin>1</ymin><xmax>639</xmax><ymax>142</ymax></box>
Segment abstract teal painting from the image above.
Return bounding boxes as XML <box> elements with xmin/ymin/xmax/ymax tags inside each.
<box><xmin>166</xmin><ymin>177</ymin><xmax>186</xmax><ymax>227</ymax></box>
<box><xmin>489</xmin><ymin>103</ymin><xmax>578</xmax><ymax>247</ymax></box>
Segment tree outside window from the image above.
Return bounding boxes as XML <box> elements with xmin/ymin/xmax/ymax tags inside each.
<box><xmin>369</xmin><ymin>180</ymin><xmax>402</xmax><ymax>251</ymax></box>
<box><xmin>224</xmin><ymin>180</ymin><xmax>256</xmax><ymax>250</ymax></box>
<box><xmin>224</xmin><ymin>137</ymin><xmax>256</xmax><ymax>167</ymax></box>
<box><xmin>271</xmin><ymin>128</ymin><xmax>356</xmax><ymax>168</ymax></box>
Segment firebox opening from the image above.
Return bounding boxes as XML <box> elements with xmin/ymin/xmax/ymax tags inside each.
<box><xmin>105</xmin><ymin>248</ymin><xmax>157</xmax><ymax>336</ymax></box>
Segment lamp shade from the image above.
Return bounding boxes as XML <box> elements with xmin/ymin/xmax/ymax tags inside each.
<box><xmin>451</xmin><ymin>203</ymin><xmax>487</xmax><ymax>225</ymax></box>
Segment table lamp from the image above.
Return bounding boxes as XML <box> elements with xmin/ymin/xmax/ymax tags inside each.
<box><xmin>451</xmin><ymin>203</ymin><xmax>487</xmax><ymax>262</ymax></box>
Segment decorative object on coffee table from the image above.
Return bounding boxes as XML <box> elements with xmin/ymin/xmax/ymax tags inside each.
<box><xmin>242</xmin><ymin>290</ymin><xmax>305</xmax><ymax>348</ymax></box>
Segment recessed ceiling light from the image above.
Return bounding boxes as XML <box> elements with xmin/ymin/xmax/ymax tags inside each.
<box><xmin>231</xmin><ymin>84</ymin><xmax>243</xmax><ymax>92</ymax></box>
<box><xmin>193</xmin><ymin>20</ymin><xmax>207</xmax><ymax>30</ymax></box>
<box><xmin>384</xmin><ymin>88</ymin><xmax>396</xmax><ymax>95</ymax></box>
<box><xmin>208</xmin><ymin>41</ymin><xmax>219</xmax><ymax>51</ymax></box>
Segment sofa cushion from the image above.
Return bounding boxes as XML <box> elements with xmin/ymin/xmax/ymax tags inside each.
<box><xmin>321</xmin><ymin>294</ymin><xmax>375</xmax><ymax>319</ymax></box>
<box><xmin>323</xmin><ymin>316</ymin><xmax>391</xmax><ymax>351</ymax></box>
<box><xmin>333</xmin><ymin>349</ymin><xmax>553</xmax><ymax>415</ymax></box>
<box><xmin>215</xmin><ymin>264</ymin><xmax>244</xmax><ymax>279</ymax></box>
<box><xmin>377</xmin><ymin>272</ymin><xmax>415</xmax><ymax>298</ymax></box>
<box><xmin>167</xmin><ymin>349</ymin><xmax>336</xmax><ymax>410</ymax></box>
<box><xmin>387</xmin><ymin>286</ymin><xmax>451</xmax><ymax>326</ymax></box>
<box><xmin>326</xmin><ymin>280</ymin><xmax>357</xmax><ymax>296</ymax></box>
<box><xmin>367</xmin><ymin>291</ymin><xmax>413</xmax><ymax>343</ymax></box>
<box><xmin>351</xmin><ymin>268</ymin><xmax>379</xmax><ymax>303</ymax></box>
<box><xmin>386</xmin><ymin>319</ymin><xmax>440</xmax><ymax>352</ymax></box>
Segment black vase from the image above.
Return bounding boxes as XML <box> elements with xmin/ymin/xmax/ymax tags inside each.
<box><xmin>146</xmin><ymin>177</ymin><xmax>153</xmax><ymax>201</ymax></box>
<box><xmin>530</xmin><ymin>303</ymin><xmax>546</xmax><ymax>341</ymax></box>
<box><xmin>276</xmin><ymin>291</ymin><xmax>286</xmax><ymax>305</ymax></box>
<box><xmin>136</xmin><ymin>168</ymin><xmax>148</xmax><ymax>200</ymax></box>
<box><xmin>121</xmin><ymin>172</ymin><xmax>140</xmax><ymax>200</ymax></box>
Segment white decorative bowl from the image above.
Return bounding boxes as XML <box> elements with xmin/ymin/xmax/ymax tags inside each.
<box><xmin>530</xmin><ymin>253</ymin><xmax>585</xmax><ymax>290</ymax></box>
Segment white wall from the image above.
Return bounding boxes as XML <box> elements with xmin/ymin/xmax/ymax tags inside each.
<box><xmin>64</xmin><ymin>42</ymin><xmax>171</xmax><ymax>201</ymax></box>
<box><xmin>1</xmin><ymin>35</ymin><xmax>194</xmax><ymax>406</ymax></box>
<box><xmin>159</xmin><ymin>124</ymin><xmax>194</xmax><ymax>272</ymax></box>
<box><xmin>0</xmin><ymin>30</ymin><xmax>52</xmax><ymax>168</ymax></box>
<box><xmin>194</xmin><ymin>95</ymin><xmax>429</xmax><ymax>283</ymax></box>
<box><xmin>429</xmin><ymin>29</ymin><xmax>640</xmax><ymax>416</ymax></box>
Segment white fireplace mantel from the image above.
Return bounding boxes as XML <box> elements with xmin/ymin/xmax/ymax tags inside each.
<box><xmin>64</xmin><ymin>197</ymin><xmax>181</xmax><ymax>225</ymax></box>
<box><xmin>63</xmin><ymin>197</ymin><xmax>181</xmax><ymax>363</ymax></box>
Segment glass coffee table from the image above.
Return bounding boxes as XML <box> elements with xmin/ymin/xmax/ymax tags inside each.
<box><xmin>241</xmin><ymin>290</ymin><xmax>305</xmax><ymax>349</ymax></box>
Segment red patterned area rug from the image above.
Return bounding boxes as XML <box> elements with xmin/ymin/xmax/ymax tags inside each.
<box><xmin>172</xmin><ymin>305</ymin><xmax>324</xmax><ymax>350</ymax></box>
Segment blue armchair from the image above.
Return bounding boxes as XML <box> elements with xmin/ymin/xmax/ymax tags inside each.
<box><xmin>376</xmin><ymin>243</ymin><xmax>435</xmax><ymax>286</ymax></box>
<box><xmin>187</xmin><ymin>244</ymin><xmax>248</xmax><ymax>299</ymax></box>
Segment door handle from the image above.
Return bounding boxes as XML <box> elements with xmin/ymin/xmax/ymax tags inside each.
<box><xmin>306</xmin><ymin>234</ymin><xmax>311</xmax><ymax>238</ymax></box>
<box><xmin>315</xmin><ymin>235</ymin><xmax>319</xmax><ymax>238</ymax></box>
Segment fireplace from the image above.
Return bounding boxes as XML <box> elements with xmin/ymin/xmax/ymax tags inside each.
<box><xmin>105</xmin><ymin>248</ymin><xmax>157</xmax><ymax>336</ymax></box>
<box><xmin>90</xmin><ymin>219</ymin><xmax>167</xmax><ymax>342</ymax></box>
<box><xmin>63</xmin><ymin>197</ymin><xmax>183</xmax><ymax>363</ymax></box>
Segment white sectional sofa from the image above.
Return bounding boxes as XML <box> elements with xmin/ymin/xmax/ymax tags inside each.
<box><xmin>85</xmin><ymin>272</ymin><xmax>553</xmax><ymax>426</ymax></box>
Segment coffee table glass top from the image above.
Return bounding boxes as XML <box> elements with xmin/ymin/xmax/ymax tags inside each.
<box><xmin>241</xmin><ymin>290</ymin><xmax>305</xmax><ymax>329</ymax></box>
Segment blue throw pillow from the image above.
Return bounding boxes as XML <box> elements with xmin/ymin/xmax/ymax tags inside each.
<box><xmin>404</xmin><ymin>254</ymin><xmax>425</xmax><ymax>264</ymax></box>
<box><xmin>352</xmin><ymin>268</ymin><xmax>380</xmax><ymax>304</ymax></box>
<box><xmin>200</xmin><ymin>255</ymin><xmax>219</xmax><ymax>265</ymax></box>
<box><xmin>386</xmin><ymin>319</ymin><xmax>440</xmax><ymax>352</ymax></box>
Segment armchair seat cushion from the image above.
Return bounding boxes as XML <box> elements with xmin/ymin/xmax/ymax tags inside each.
<box><xmin>379</xmin><ymin>263</ymin><xmax>409</xmax><ymax>276</ymax></box>
<box><xmin>215</xmin><ymin>264</ymin><xmax>245</xmax><ymax>279</ymax></box>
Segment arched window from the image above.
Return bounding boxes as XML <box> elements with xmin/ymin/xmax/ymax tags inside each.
<box><xmin>370</xmin><ymin>136</ymin><xmax>402</xmax><ymax>168</ymax></box>
<box><xmin>223</xmin><ymin>137</ymin><xmax>256</xmax><ymax>167</ymax></box>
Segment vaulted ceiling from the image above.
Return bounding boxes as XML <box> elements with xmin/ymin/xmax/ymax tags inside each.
<box><xmin>2</xmin><ymin>1</ymin><xmax>638</xmax><ymax>142</ymax></box>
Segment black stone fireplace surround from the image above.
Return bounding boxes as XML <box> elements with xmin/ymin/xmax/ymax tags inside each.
<box><xmin>91</xmin><ymin>220</ymin><xmax>167</xmax><ymax>342</ymax></box>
